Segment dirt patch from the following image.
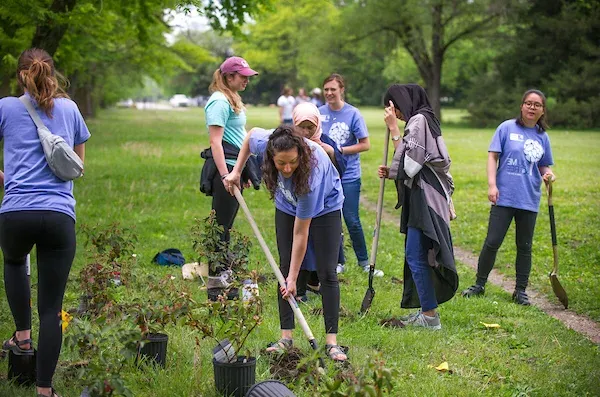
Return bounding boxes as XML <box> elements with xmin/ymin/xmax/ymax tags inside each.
<box><xmin>360</xmin><ymin>196</ymin><xmax>600</xmax><ymax>345</ymax></box>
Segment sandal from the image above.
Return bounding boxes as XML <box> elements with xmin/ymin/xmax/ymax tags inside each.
<box><xmin>2</xmin><ymin>332</ymin><xmax>34</xmax><ymax>356</ymax></box>
<box><xmin>326</xmin><ymin>344</ymin><xmax>348</xmax><ymax>362</ymax></box>
<box><xmin>512</xmin><ymin>289</ymin><xmax>531</xmax><ymax>306</ymax></box>
<box><xmin>461</xmin><ymin>284</ymin><xmax>485</xmax><ymax>298</ymax></box>
<box><xmin>265</xmin><ymin>338</ymin><xmax>293</xmax><ymax>353</ymax></box>
<box><xmin>37</xmin><ymin>388</ymin><xmax>61</xmax><ymax>397</ymax></box>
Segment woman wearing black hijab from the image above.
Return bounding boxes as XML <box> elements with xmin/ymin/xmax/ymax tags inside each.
<box><xmin>378</xmin><ymin>84</ymin><xmax>458</xmax><ymax>329</ymax></box>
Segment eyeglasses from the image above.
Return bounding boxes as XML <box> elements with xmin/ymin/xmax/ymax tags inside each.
<box><xmin>523</xmin><ymin>101</ymin><xmax>543</xmax><ymax>110</ymax></box>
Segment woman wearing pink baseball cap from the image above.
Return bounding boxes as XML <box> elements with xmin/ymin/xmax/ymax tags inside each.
<box><xmin>202</xmin><ymin>56</ymin><xmax>258</xmax><ymax>301</ymax></box>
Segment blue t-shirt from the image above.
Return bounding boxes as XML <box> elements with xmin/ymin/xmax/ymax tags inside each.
<box><xmin>489</xmin><ymin>119</ymin><xmax>553</xmax><ymax>212</ymax></box>
<box><xmin>319</xmin><ymin>103</ymin><xmax>368</xmax><ymax>183</ymax></box>
<box><xmin>205</xmin><ymin>91</ymin><xmax>247</xmax><ymax>166</ymax></box>
<box><xmin>0</xmin><ymin>93</ymin><xmax>91</xmax><ymax>221</ymax></box>
<box><xmin>249</xmin><ymin>129</ymin><xmax>344</xmax><ymax>219</ymax></box>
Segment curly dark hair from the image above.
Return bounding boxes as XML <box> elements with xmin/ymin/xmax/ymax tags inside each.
<box><xmin>262</xmin><ymin>126</ymin><xmax>315</xmax><ymax>201</ymax></box>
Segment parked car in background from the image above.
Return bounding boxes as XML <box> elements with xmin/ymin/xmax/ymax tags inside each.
<box><xmin>169</xmin><ymin>94</ymin><xmax>191</xmax><ymax>107</ymax></box>
<box><xmin>116</xmin><ymin>98</ymin><xmax>135</xmax><ymax>108</ymax></box>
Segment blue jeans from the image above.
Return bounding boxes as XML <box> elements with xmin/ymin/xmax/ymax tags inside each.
<box><xmin>342</xmin><ymin>178</ymin><xmax>368</xmax><ymax>266</ymax></box>
<box><xmin>406</xmin><ymin>227</ymin><xmax>438</xmax><ymax>312</ymax></box>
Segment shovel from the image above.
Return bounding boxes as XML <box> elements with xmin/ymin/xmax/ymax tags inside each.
<box><xmin>232</xmin><ymin>187</ymin><xmax>324</xmax><ymax>365</ymax></box>
<box><xmin>360</xmin><ymin>127</ymin><xmax>391</xmax><ymax>313</ymax></box>
<box><xmin>546</xmin><ymin>178</ymin><xmax>568</xmax><ymax>309</ymax></box>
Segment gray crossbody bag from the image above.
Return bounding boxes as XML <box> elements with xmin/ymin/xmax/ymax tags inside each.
<box><xmin>19</xmin><ymin>96</ymin><xmax>84</xmax><ymax>181</ymax></box>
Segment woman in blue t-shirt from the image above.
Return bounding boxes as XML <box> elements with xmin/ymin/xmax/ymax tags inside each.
<box><xmin>203</xmin><ymin>56</ymin><xmax>258</xmax><ymax>301</ymax></box>
<box><xmin>224</xmin><ymin>126</ymin><xmax>348</xmax><ymax>362</ymax></box>
<box><xmin>0</xmin><ymin>48</ymin><xmax>90</xmax><ymax>397</ymax></box>
<box><xmin>462</xmin><ymin>89</ymin><xmax>555</xmax><ymax>305</ymax></box>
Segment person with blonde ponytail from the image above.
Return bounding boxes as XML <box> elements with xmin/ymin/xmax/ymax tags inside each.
<box><xmin>203</xmin><ymin>56</ymin><xmax>258</xmax><ymax>300</ymax></box>
<box><xmin>0</xmin><ymin>48</ymin><xmax>90</xmax><ymax>397</ymax></box>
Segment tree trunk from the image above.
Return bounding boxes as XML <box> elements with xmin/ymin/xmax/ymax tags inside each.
<box><xmin>30</xmin><ymin>0</ymin><xmax>78</xmax><ymax>56</ymax></box>
<box><xmin>429</xmin><ymin>2</ymin><xmax>443</xmax><ymax>119</ymax></box>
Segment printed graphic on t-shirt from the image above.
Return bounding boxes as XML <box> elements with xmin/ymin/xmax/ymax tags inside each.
<box><xmin>328</xmin><ymin>122</ymin><xmax>350</xmax><ymax>146</ymax></box>
<box><xmin>278</xmin><ymin>180</ymin><xmax>297</xmax><ymax>206</ymax></box>
<box><xmin>505</xmin><ymin>139</ymin><xmax>544</xmax><ymax>176</ymax></box>
<box><xmin>523</xmin><ymin>139</ymin><xmax>544</xmax><ymax>175</ymax></box>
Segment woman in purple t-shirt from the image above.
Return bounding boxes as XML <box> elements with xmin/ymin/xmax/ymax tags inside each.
<box><xmin>224</xmin><ymin>126</ymin><xmax>348</xmax><ymax>362</ymax></box>
<box><xmin>462</xmin><ymin>89</ymin><xmax>555</xmax><ymax>305</ymax></box>
<box><xmin>0</xmin><ymin>48</ymin><xmax>90</xmax><ymax>397</ymax></box>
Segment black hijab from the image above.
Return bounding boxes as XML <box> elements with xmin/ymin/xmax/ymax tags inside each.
<box><xmin>383</xmin><ymin>84</ymin><xmax>442</xmax><ymax>138</ymax></box>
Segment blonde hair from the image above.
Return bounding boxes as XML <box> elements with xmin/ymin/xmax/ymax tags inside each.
<box><xmin>208</xmin><ymin>69</ymin><xmax>244</xmax><ymax>114</ymax></box>
<box><xmin>17</xmin><ymin>48</ymin><xmax>69</xmax><ymax>117</ymax></box>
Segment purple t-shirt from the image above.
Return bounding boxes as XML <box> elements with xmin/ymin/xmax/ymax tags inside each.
<box><xmin>249</xmin><ymin>129</ymin><xmax>344</xmax><ymax>219</ymax></box>
<box><xmin>489</xmin><ymin>119</ymin><xmax>553</xmax><ymax>212</ymax></box>
<box><xmin>0</xmin><ymin>93</ymin><xmax>91</xmax><ymax>221</ymax></box>
<box><xmin>318</xmin><ymin>103</ymin><xmax>368</xmax><ymax>183</ymax></box>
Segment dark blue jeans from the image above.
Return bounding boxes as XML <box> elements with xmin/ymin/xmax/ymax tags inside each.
<box><xmin>406</xmin><ymin>227</ymin><xmax>438</xmax><ymax>312</ymax></box>
<box><xmin>341</xmin><ymin>178</ymin><xmax>368</xmax><ymax>266</ymax></box>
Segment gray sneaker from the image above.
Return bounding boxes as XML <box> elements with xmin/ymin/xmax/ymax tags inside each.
<box><xmin>399</xmin><ymin>310</ymin><xmax>421</xmax><ymax>323</ymax></box>
<box><xmin>406</xmin><ymin>312</ymin><xmax>441</xmax><ymax>330</ymax></box>
<box><xmin>362</xmin><ymin>265</ymin><xmax>384</xmax><ymax>277</ymax></box>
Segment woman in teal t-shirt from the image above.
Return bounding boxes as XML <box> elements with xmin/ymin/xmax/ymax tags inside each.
<box><xmin>203</xmin><ymin>56</ymin><xmax>258</xmax><ymax>301</ymax></box>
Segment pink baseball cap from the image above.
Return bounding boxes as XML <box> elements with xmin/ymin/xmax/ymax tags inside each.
<box><xmin>219</xmin><ymin>56</ymin><xmax>258</xmax><ymax>76</ymax></box>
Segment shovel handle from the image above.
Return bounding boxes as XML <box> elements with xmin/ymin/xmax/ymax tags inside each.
<box><xmin>232</xmin><ymin>187</ymin><xmax>319</xmax><ymax>348</ymax></box>
<box><xmin>546</xmin><ymin>180</ymin><xmax>558</xmax><ymax>272</ymax></box>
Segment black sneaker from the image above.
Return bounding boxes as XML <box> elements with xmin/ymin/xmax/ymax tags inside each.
<box><xmin>512</xmin><ymin>289</ymin><xmax>531</xmax><ymax>306</ymax></box>
<box><xmin>461</xmin><ymin>284</ymin><xmax>485</xmax><ymax>298</ymax></box>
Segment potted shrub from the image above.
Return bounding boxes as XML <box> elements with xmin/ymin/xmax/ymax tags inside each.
<box><xmin>191</xmin><ymin>214</ymin><xmax>263</xmax><ymax>397</ymax></box>
<box><xmin>78</xmin><ymin>223</ymin><xmax>137</xmax><ymax>316</ymax></box>
<box><xmin>191</xmin><ymin>211</ymin><xmax>252</xmax><ymax>300</ymax></box>
<box><xmin>129</xmin><ymin>275</ymin><xmax>196</xmax><ymax>367</ymax></box>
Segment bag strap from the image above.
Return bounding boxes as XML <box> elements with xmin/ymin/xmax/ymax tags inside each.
<box><xmin>19</xmin><ymin>95</ymin><xmax>48</xmax><ymax>132</ymax></box>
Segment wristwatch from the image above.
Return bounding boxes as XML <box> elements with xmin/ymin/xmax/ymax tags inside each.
<box><xmin>391</xmin><ymin>135</ymin><xmax>401</xmax><ymax>141</ymax></box>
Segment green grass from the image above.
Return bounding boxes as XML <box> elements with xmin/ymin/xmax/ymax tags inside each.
<box><xmin>1</xmin><ymin>106</ymin><xmax>599</xmax><ymax>396</ymax></box>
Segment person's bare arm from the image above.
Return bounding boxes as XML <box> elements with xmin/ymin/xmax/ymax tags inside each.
<box><xmin>341</xmin><ymin>136</ymin><xmax>370</xmax><ymax>155</ymax></box>
<box><xmin>209</xmin><ymin>126</ymin><xmax>230</xmax><ymax>183</ymax></box>
<box><xmin>487</xmin><ymin>152</ymin><xmax>499</xmax><ymax>204</ymax></box>
<box><xmin>74</xmin><ymin>143</ymin><xmax>85</xmax><ymax>163</ymax></box>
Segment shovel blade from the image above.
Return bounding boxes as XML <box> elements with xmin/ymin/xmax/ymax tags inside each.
<box><xmin>549</xmin><ymin>273</ymin><xmax>568</xmax><ymax>309</ymax></box>
<box><xmin>360</xmin><ymin>288</ymin><xmax>375</xmax><ymax>313</ymax></box>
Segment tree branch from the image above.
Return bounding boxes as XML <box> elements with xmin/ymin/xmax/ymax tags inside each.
<box><xmin>443</xmin><ymin>13</ymin><xmax>499</xmax><ymax>51</ymax></box>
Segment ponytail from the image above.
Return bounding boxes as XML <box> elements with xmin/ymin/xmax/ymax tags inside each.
<box><xmin>17</xmin><ymin>48</ymin><xmax>69</xmax><ymax>117</ymax></box>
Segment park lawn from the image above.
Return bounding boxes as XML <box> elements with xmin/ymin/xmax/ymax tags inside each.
<box><xmin>0</xmin><ymin>106</ymin><xmax>598</xmax><ymax>396</ymax></box>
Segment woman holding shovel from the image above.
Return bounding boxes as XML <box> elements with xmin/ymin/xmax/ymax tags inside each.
<box><xmin>292</xmin><ymin>102</ymin><xmax>347</xmax><ymax>302</ymax></box>
<box><xmin>462</xmin><ymin>89</ymin><xmax>554</xmax><ymax>305</ymax></box>
<box><xmin>378</xmin><ymin>84</ymin><xmax>458</xmax><ymax>330</ymax></box>
<box><xmin>224</xmin><ymin>125</ymin><xmax>348</xmax><ymax>362</ymax></box>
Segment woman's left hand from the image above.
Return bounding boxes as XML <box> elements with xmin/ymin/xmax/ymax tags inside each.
<box><xmin>543</xmin><ymin>171</ymin><xmax>556</xmax><ymax>184</ymax></box>
<box><xmin>384</xmin><ymin>100</ymin><xmax>397</xmax><ymax>128</ymax></box>
<box><xmin>281</xmin><ymin>277</ymin><xmax>297</xmax><ymax>299</ymax></box>
<box><xmin>224</xmin><ymin>171</ymin><xmax>241</xmax><ymax>195</ymax></box>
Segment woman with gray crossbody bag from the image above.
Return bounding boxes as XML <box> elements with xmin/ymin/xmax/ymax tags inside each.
<box><xmin>0</xmin><ymin>48</ymin><xmax>90</xmax><ymax>397</ymax></box>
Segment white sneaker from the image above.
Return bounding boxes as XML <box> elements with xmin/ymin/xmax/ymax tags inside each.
<box><xmin>362</xmin><ymin>265</ymin><xmax>384</xmax><ymax>277</ymax></box>
<box><xmin>336</xmin><ymin>264</ymin><xmax>345</xmax><ymax>274</ymax></box>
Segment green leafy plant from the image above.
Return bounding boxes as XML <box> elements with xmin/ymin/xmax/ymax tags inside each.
<box><xmin>191</xmin><ymin>210</ymin><xmax>251</xmax><ymax>273</ymax></box>
<box><xmin>323</xmin><ymin>354</ymin><xmax>398</xmax><ymax>396</ymax></box>
<box><xmin>65</xmin><ymin>315</ymin><xmax>140</xmax><ymax>396</ymax></box>
<box><xmin>78</xmin><ymin>223</ymin><xmax>138</xmax><ymax>316</ymax></box>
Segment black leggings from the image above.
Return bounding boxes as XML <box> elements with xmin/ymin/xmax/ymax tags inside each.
<box><xmin>476</xmin><ymin>205</ymin><xmax>538</xmax><ymax>290</ymax></box>
<box><xmin>275</xmin><ymin>209</ymin><xmax>341</xmax><ymax>334</ymax></box>
<box><xmin>210</xmin><ymin>164</ymin><xmax>241</xmax><ymax>276</ymax></box>
<box><xmin>0</xmin><ymin>210</ymin><xmax>76</xmax><ymax>388</ymax></box>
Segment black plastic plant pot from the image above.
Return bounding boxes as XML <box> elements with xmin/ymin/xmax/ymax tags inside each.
<box><xmin>138</xmin><ymin>333</ymin><xmax>168</xmax><ymax>367</ymax></box>
<box><xmin>213</xmin><ymin>356</ymin><xmax>256</xmax><ymax>397</ymax></box>
<box><xmin>8</xmin><ymin>349</ymin><xmax>37</xmax><ymax>386</ymax></box>
<box><xmin>245</xmin><ymin>380</ymin><xmax>296</xmax><ymax>397</ymax></box>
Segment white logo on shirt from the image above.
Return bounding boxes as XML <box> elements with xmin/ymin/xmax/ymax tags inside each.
<box><xmin>277</xmin><ymin>180</ymin><xmax>297</xmax><ymax>206</ymax></box>
<box><xmin>523</xmin><ymin>139</ymin><xmax>544</xmax><ymax>175</ymax></box>
<box><xmin>320</xmin><ymin>114</ymin><xmax>329</xmax><ymax>122</ymax></box>
<box><xmin>328</xmin><ymin>122</ymin><xmax>350</xmax><ymax>146</ymax></box>
<box><xmin>510</xmin><ymin>133</ymin><xmax>524</xmax><ymax>141</ymax></box>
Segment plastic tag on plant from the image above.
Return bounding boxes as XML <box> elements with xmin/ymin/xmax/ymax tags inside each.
<box><xmin>242</xmin><ymin>279</ymin><xmax>259</xmax><ymax>302</ymax></box>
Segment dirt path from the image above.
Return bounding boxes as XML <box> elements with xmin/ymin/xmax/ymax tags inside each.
<box><xmin>360</xmin><ymin>197</ymin><xmax>600</xmax><ymax>345</ymax></box>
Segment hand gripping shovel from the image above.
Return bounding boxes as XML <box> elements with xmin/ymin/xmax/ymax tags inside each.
<box><xmin>546</xmin><ymin>179</ymin><xmax>568</xmax><ymax>309</ymax></box>
<box><xmin>233</xmin><ymin>187</ymin><xmax>324</xmax><ymax>365</ymax></box>
<box><xmin>360</xmin><ymin>127</ymin><xmax>391</xmax><ymax>313</ymax></box>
